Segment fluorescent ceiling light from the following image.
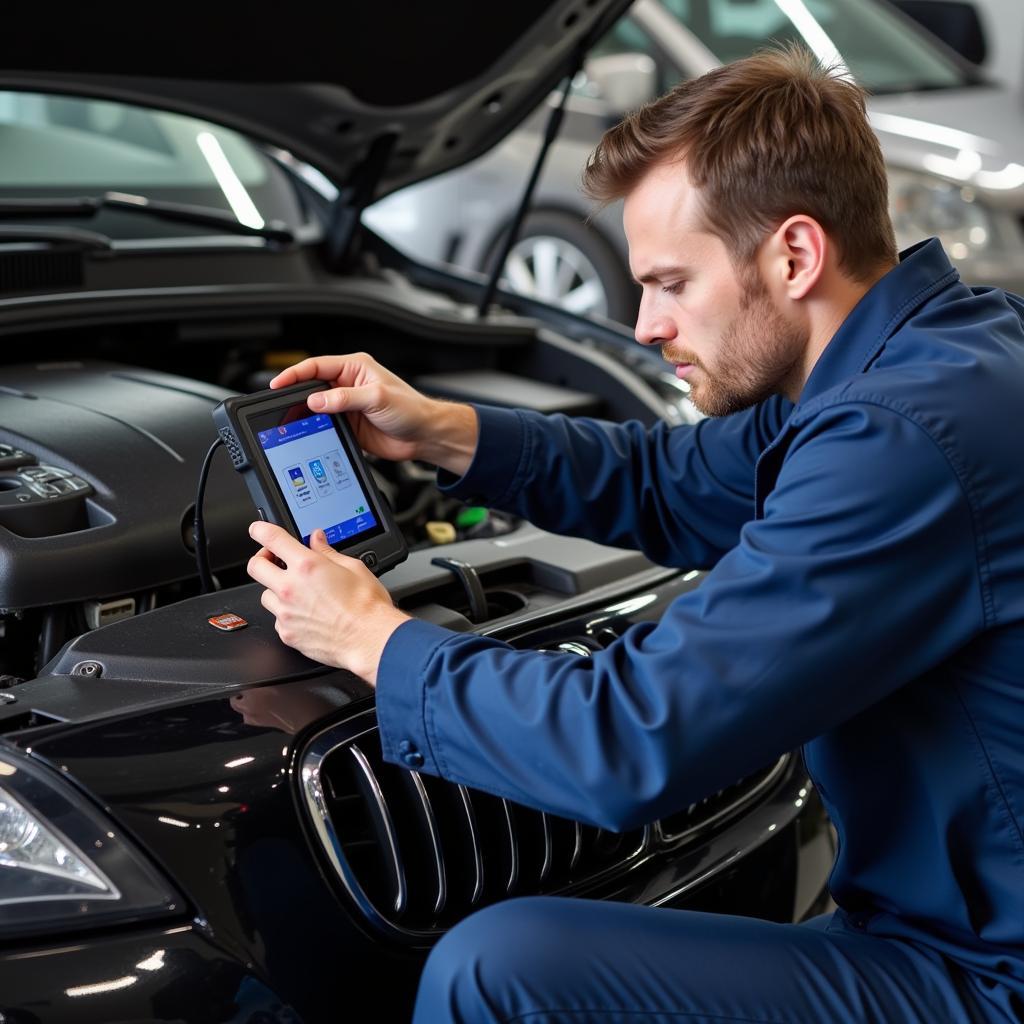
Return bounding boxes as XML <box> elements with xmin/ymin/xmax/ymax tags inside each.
<box><xmin>196</xmin><ymin>131</ymin><xmax>265</xmax><ymax>229</ymax></box>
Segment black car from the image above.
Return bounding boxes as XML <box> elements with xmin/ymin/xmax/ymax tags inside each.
<box><xmin>0</xmin><ymin>6</ymin><xmax>833</xmax><ymax>1022</ymax></box>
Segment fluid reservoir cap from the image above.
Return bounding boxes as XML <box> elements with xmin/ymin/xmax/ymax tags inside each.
<box><xmin>455</xmin><ymin>506</ymin><xmax>488</xmax><ymax>529</ymax></box>
<box><xmin>425</xmin><ymin>521</ymin><xmax>456</xmax><ymax>545</ymax></box>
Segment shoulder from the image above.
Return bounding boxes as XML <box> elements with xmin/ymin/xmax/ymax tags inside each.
<box><xmin>781</xmin><ymin>395</ymin><xmax>960</xmax><ymax>497</ymax></box>
<box><xmin>794</xmin><ymin>297</ymin><xmax>1024</xmax><ymax>489</ymax></box>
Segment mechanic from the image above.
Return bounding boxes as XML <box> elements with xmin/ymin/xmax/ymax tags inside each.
<box><xmin>246</xmin><ymin>47</ymin><xmax>1024</xmax><ymax>1023</ymax></box>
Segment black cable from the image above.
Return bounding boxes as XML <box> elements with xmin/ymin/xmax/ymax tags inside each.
<box><xmin>195</xmin><ymin>438</ymin><xmax>224</xmax><ymax>594</ymax></box>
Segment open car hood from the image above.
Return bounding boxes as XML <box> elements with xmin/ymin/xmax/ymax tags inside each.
<box><xmin>0</xmin><ymin>2</ymin><xmax>633</xmax><ymax>200</ymax></box>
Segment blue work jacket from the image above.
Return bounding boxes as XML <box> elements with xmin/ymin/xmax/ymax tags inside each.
<box><xmin>377</xmin><ymin>238</ymin><xmax>1024</xmax><ymax>986</ymax></box>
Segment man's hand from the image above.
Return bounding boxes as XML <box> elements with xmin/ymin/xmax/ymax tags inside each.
<box><xmin>246</xmin><ymin>521</ymin><xmax>411</xmax><ymax>686</ymax></box>
<box><xmin>269</xmin><ymin>352</ymin><xmax>478</xmax><ymax>477</ymax></box>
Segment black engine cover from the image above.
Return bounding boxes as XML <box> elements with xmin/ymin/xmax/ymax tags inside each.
<box><xmin>0</xmin><ymin>360</ymin><xmax>252</xmax><ymax>609</ymax></box>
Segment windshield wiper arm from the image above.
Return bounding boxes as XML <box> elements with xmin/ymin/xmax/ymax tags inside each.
<box><xmin>0</xmin><ymin>224</ymin><xmax>113</xmax><ymax>250</ymax></box>
<box><xmin>0</xmin><ymin>192</ymin><xmax>295</xmax><ymax>244</ymax></box>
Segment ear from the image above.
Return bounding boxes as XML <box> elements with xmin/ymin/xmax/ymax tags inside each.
<box><xmin>764</xmin><ymin>215</ymin><xmax>827</xmax><ymax>301</ymax></box>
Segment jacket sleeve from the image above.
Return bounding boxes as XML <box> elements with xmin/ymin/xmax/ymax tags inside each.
<box><xmin>437</xmin><ymin>398</ymin><xmax>792</xmax><ymax>569</ymax></box>
<box><xmin>377</xmin><ymin>402</ymin><xmax>986</xmax><ymax>830</ymax></box>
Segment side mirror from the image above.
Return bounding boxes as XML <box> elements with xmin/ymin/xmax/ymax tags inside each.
<box><xmin>583</xmin><ymin>53</ymin><xmax>658</xmax><ymax>115</ymax></box>
<box><xmin>889</xmin><ymin>0</ymin><xmax>988</xmax><ymax>66</ymax></box>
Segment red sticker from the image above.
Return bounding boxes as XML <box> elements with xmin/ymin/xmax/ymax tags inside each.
<box><xmin>208</xmin><ymin>613</ymin><xmax>248</xmax><ymax>632</ymax></box>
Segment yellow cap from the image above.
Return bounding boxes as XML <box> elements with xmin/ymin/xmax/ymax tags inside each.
<box><xmin>425</xmin><ymin>521</ymin><xmax>457</xmax><ymax>545</ymax></box>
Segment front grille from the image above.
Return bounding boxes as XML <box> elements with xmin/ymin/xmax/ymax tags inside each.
<box><xmin>302</xmin><ymin>715</ymin><xmax>646</xmax><ymax>940</ymax></box>
<box><xmin>301</xmin><ymin>709</ymin><xmax>790</xmax><ymax>942</ymax></box>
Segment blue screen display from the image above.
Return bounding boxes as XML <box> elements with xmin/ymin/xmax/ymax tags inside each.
<box><xmin>257</xmin><ymin>413</ymin><xmax>378</xmax><ymax>545</ymax></box>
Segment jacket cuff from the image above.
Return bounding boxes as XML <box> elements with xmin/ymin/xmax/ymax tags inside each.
<box><xmin>375</xmin><ymin>617</ymin><xmax>456</xmax><ymax>774</ymax></box>
<box><xmin>435</xmin><ymin>404</ymin><xmax>527</xmax><ymax>505</ymax></box>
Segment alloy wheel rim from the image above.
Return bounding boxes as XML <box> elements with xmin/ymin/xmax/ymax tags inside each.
<box><xmin>502</xmin><ymin>234</ymin><xmax>609</xmax><ymax>317</ymax></box>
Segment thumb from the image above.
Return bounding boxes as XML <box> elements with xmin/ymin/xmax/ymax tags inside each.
<box><xmin>310</xmin><ymin>529</ymin><xmax>368</xmax><ymax>573</ymax></box>
<box><xmin>309</xmin><ymin>529</ymin><xmax>335</xmax><ymax>556</ymax></box>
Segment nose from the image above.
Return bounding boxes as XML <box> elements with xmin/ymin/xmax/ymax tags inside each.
<box><xmin>634</xmin><ymin>292</ymin><xmax>676</xmax><ymax>348</ymax></box>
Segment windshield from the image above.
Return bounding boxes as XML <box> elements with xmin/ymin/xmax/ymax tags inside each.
<box><xmin>0</xmin><ymin>91</ymin><xmax>304</xmax><ymax>238</ymax></box>
<box><xmin>659</xmin><ymin>0</ymin><xmax>971</xmax><ymax>93</ymax></box>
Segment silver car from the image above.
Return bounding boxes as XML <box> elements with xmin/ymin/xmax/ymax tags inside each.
<box><xmin>367</xmin><ymin>0</ymin><xmax>1024</xmax><ymax>322</ymax></box>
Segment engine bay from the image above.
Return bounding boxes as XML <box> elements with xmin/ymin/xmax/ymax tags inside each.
<box><xmin>0</xmin><ymin>299</ymin><xmax>672</xmax><ymax>682</ymax></box>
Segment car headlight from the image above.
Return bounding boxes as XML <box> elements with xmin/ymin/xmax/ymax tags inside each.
<box><xmin>0</xmin><ymin>749</ymin><xmax>181</xmax><ymax>940</ymax></box>
<box><xmin>888</xmin><ymin>168</ymin><xmax>995</xmax><ymax>262</ymax></box>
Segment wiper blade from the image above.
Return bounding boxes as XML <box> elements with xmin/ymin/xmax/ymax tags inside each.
<box><xmin>0</xmin><ymin>224</ymin><xmax>112</xmax><ymax>250</ymax></box>
<box><xmin>0</xmin><ymin>192</ymin><xmax>295</xmax><ymax>244</ymax></box>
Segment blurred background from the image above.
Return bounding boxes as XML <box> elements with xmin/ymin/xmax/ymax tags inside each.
<box><xmin>365</xmin><ymin>0</ymin><xmax>1024</xmax><ymax>327</ymax></box>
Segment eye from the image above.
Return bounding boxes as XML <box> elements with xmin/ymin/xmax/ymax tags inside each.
<box><xmin>662</xmin><ymin>281</ymin><xmax>685</xmax><ymax>295</ymax></box>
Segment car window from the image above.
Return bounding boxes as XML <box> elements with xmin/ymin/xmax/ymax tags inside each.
<box><xmin>659</xmin><ymin>0</ymin><xmax>969</xmax><ymax>92</ymax></box>
<box><xmin>588</xmin><ymin>15</ymin><xmax>661</xmax><ymax>59</ymax></box>
<box><xmin>0</xmin><ymin>91</ymin><xmax>302</xmax><ymax>237</ymax></box>
<box><xmin>572</xmin><ymin>16</ymin><xmax>658</xmax><ymax>95</ymax></box>
<box><xmin>573</xmin><ymin>15</ymin><xmax>677</xmax><ymax>100</ymax></box>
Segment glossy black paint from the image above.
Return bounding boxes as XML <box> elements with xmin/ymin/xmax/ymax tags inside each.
<box><xmin>0</xmin><ymin>922</ymin><xmax>300</xmax><ymax>1024</ymax></box>
<box><xmin>0</xmin><ymin>576</ymin><xmax>831</xmax><ymax>1023</ymax></box>
<box><xmin>13</xmin><ymin>689</ymin><xmax>408</xmax><ymax>1021</ymax></box>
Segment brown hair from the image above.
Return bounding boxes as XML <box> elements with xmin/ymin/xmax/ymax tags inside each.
<box><xmin>582</xmin><ymin>45</ymin><xmax>897</xmax><ymax>280</ymax></box>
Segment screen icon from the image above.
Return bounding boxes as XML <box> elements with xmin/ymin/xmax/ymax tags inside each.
<box><xmin>308</xmin><ymin>458</ymin><xmax>333</xmax><ymax>496</ymax></box>
<box><xmin>325</xmin><ymin>449</ymin><xmax>352</xmax><ymax>488</ymax></box>
<box><xmin>284</xmin><ymin>465</ymin><xmax>316</xmax><ymax>507</ymax></box>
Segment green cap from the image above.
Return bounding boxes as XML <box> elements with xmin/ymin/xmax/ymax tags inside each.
<box><xmin>455</xmin><ymin>506</ymin><xmax>488</xmax><ymax>528</ymax></box>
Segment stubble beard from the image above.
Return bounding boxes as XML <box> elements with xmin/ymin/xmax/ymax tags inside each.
<box><xmin>664</xmin><ymin>273</ymin><xmax>807</xmax><ymax>418</ymax></box>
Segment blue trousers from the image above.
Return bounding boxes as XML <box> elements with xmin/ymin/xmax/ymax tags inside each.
<box><xmin>413</xmin><ymin>898</ymin><xmax>1006</xmax><ymax>1023</ymax></box>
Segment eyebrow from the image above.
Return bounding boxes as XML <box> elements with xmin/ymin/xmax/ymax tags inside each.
<box><xmin>632</xmin><ymin>265</ymin><xmax>691</xmax><ymax>285</ymax></box>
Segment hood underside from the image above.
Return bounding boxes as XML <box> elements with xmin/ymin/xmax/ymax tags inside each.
<box><xmin>0</xmin><ymin>2</ymin><xmax>634</xmax><ymax>200</ymax></box>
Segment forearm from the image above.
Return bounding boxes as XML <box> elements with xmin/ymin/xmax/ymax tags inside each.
<box><xmin>421</xmin><ymin>400</ymin><xmax>782</xmax><ymax>569</ymax></box>
<box><xmin>413</xmin><ymin>401</ymin><xmax>479</xmax><ymax>477</ymax></box>
<box><xmin>441</xmin><ymin>407</ymin><xmax>744</xmax><ymax>568</ymax></box>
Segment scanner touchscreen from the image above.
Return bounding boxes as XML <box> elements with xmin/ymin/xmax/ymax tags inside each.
<box><xmin>255</xmin><ymin>408</ymin><xmax>382</xmax><ymax>546</ymax></box>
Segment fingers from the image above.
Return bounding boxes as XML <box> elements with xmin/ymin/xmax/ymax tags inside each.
<box><xmin>269</xmin><ymin>356</ymin><xmax>339</xmax><ymax>389</ymax></box>
<box><xmin>269</xmin><ymin>353</ymin><xmax>376</xmax><ymax>390</ymax></box>
<box><xmin>307</xmin><ymin>382</ymin><xmax>381</xmax><ymax>415</ymax></box>
<box><xmin>249</xmin><ymin>521</ymin><xmax>309</xmax><ymax>565</ymax></box>
<box><xmin>259</xmin><ymin>587</ymin><xmax>282</xmax><ymax>618</ymax></box>
<box><xmin>247</xmin><ymin>547</ymin><xmax>288</xmax><ymax>590</ymax></box>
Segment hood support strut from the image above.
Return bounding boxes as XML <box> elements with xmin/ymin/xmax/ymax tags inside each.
<box><xmin>324</xmin><ymin>132</ymin><xmax>398</xmax><ymax>272</ymax></box>
<box><xmin>477</xmin><ymin>54</ymin><xmax>583</xmax><ymax>319</ymax></box>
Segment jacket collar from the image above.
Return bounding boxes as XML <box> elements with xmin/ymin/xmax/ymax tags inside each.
<box><xmin>796</xmin><ymin>237</ymin><xmax>959</xmax><ymax>407</ymax></box>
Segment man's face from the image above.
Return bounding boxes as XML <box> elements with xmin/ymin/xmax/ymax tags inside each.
<box><xmin>623</xmin><ymin>161</ymin><xmax>807</xmax><ymax>416</ymax></box>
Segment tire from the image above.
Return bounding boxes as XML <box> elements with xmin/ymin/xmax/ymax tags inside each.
<box><xmin>485</xmin><ymin>210</ymin><xmax>639</xmax><ymax>324</ymax></box>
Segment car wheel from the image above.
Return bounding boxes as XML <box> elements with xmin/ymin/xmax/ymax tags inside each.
<box><xmin>489</xmin><ymin>211</ymin><xmax>638</xmax><ymax>323</ymax></box>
